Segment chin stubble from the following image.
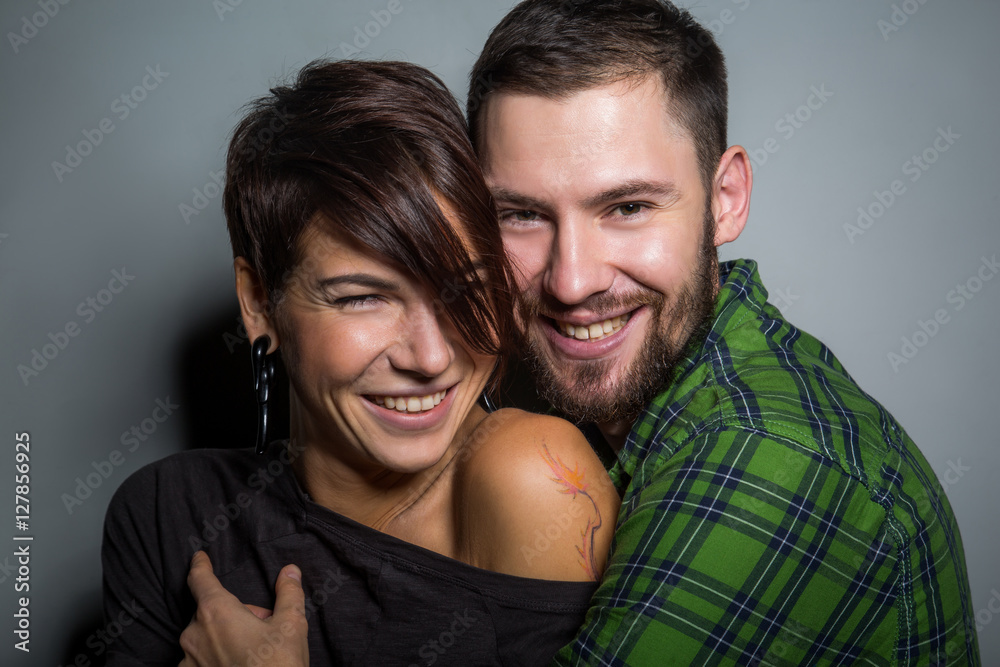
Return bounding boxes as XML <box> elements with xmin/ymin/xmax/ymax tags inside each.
<box><xmin>523</xmin><ymin>217</ymin><xmax>719</xmax><ymax>426</ymax></box>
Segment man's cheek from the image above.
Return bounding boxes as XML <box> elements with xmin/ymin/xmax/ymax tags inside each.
<box><xmin>625</xmin><ymin>244</ymin><xmax>690</xmax><ymax>291</ymax></box>
<box><xmin>502</xmin><ymin>234</ymin><xmax>548</xmax><ymax>286</ymax></box>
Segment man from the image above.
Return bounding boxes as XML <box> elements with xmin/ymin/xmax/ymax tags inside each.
<box><xmin>465</xmin><ymin>0</ymin><xmax>979</xmax><ymax>664</ymax></box>
<box><xmin>178</xmin><ymin>1</ymin><xmax>979</xmax><ymax>665</ymax></box>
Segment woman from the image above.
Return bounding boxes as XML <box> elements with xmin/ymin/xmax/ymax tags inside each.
<box><xmin>102</xmin><ymin>59</ymin><xmax>619</xmax><ymax>665</ymax></box>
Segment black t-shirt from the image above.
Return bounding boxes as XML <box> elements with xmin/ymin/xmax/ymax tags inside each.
<box><xmin>102</xmin><ymin>441</ymin><xmax>597</xmax><ymax>665</ymax></box>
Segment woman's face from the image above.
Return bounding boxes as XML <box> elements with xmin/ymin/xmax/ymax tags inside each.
<box><xmin>276</xmin><ymin>213</ymin><xmax>495</xmax><ymax>475</ymax></box>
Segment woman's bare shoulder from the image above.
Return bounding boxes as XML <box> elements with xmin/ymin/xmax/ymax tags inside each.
<box><xmin>456</xmin><ymin>408</ymin><xmax>620</xmax><ymax>581</ymax></box>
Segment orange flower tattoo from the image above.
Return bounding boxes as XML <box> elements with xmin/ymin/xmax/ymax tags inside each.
<box><xmin>540</xmin><ymin>444</ymin><xmax>603</xmax><ymax>580</ymax></box>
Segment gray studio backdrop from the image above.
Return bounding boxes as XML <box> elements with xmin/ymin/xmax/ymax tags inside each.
<box><xmin>1</xmin><ymin>0</ymin><xmax>997</xmax><ymax>664</ymax></box>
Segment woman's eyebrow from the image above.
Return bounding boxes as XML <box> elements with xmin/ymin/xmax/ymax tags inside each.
<box><xmin>317</xmin><ymin>273</ymin><xmax>400</xmax><ymax>291</ymax></box>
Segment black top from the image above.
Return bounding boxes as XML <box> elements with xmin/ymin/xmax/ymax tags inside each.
<box><xmin>102</xmin><ymin>441</ymin><xmax>598</xmax><ymax>666</ymax></box>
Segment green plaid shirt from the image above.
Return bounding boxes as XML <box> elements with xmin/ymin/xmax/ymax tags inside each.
<box><xmin>556</xmin><ymin>259</ymin><xmax>979</xmax><ymax>666</ymax></box>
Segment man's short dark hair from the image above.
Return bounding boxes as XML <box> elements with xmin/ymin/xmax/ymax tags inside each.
<box><xmin>467</xmin><ymin>0</ymin><xmax>728</xmax><ymax>193</ymax></box>
<box><xmin>224</xmin><ymin>59</ymin><xmax>515</xmax><ymax>360</ymax></box>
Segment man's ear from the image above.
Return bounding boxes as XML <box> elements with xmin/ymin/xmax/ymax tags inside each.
<box><xmin>234</xmin><ymin>257</ymin><xmax>280</xmax><ymax>352</ymax></box>
<box><xmin>711</xmin><ymin>145</ymin><xmax>752</xmax><ymax>247</ymax></box>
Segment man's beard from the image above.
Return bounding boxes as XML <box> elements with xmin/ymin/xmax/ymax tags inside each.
<box><xmin>520</xmin><ymin>213</ymin><xmax>719</xmax><ymax>427</ymax></box>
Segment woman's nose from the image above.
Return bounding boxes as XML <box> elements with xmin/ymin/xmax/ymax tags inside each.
<box><xmin>389</xmin><ymin>302</ymin><xmax>455</xmax><ymax>378</ymax></box>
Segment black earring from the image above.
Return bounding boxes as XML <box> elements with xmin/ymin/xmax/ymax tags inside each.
<box><xmin>251</xmin><ymin>335</ymin><xmax>277</xmax><ymax>455</ymax></box>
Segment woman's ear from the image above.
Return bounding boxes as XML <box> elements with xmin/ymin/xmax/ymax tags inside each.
<box><xmin>234</xmin><ymin>257</ymin><xmax>280</xmax><ymax>352</ymax></box>
<box><xmin>711</xmin><ymin>145</ymin><xmax>753</xmax><ymax>247</ymax></box>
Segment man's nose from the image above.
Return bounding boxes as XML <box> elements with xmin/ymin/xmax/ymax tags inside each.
<box><xmin>543</xmin><ymin>219</ymin><xmax>615</xmax><ymax>306</ymax></box>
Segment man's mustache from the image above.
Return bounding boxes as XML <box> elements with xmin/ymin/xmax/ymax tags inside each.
<box><xmin>518</xmin><ymin>288</ymin><xmax>665</xmax><ymax>321</ymax></box>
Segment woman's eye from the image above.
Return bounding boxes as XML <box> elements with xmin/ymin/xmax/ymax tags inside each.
<box><xmin>335</xmin><ymin>295</ymin><xmax>380</xmax><ymax>308</ymax></box>
<box><xmin>613</xmin><ymin>203</ymin><xmax>644</xmax><ymax>216</ymax></box>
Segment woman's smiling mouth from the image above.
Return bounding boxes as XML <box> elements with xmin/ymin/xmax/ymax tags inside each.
<box><xmin>369</xmin><ymin>390</ymin><xmax>448</xmax><ymax>414</ymax></box>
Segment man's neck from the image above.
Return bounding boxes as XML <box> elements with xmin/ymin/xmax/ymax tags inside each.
<box><xmin>597</xmin><ymin>420</ymin><xmax>631</xmax><ymax>453</ymax></box>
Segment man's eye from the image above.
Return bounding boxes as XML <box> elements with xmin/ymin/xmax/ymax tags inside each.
<box><xmin>501</xmin><ymin>210</ymin><xmax>538</xmax><ymax>223</ymax></box>
<box><xmin>613</xmin><ymin>203</ymin><xmax>644</xmax><ymax>216</ymax></box>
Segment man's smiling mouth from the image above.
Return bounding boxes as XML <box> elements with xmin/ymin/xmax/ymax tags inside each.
<box><xmin>551</xmin><ymin>312</ymin><xmax>632</xmax><ymax>342</ymax></box>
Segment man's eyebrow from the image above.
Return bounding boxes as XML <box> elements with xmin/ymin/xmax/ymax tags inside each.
<box><xmin>581</xmin><ymin>180</ymin><xmax>682</xmax><ymax>210</ymax></box>
<box><xmin>317</xmin><ymin>273</ymin><xmax>400</xmax><ymax>291</ymax></box>
<box><xmin>490</xmin><ymin>181</ymin><xmax>682</xmax><ymax>212</ymax></box>
<box><xmin>489</xmin><ymin>188</ymin><xmax>551</xmax><ymax>212</ymax></box>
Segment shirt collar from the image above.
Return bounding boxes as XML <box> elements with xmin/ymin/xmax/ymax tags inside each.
<box><xmin>604</xmin><ymin>258</ymin><xmax>767</xmax><ymax>490</ymax></box>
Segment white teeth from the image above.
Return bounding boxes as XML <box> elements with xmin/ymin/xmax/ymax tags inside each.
<box><xmin>556</xmin><ymin>313</ymin><xmax>631</xmax><ymax>341</ymax></box>
<box><xmin>371</xmin><ymin>390</ymin><xmax>446</xmax><ymax>413</ymax></box>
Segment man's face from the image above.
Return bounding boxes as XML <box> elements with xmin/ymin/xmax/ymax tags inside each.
<box><xmin>481</xmin><ymin>76</ymin><xmax>720</xmax><ymax>427</ymax></box>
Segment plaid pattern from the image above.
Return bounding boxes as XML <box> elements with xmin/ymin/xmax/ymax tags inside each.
<box><xmin>555</xmin><ymin>259</ymin><xmax>979</xmax><ymax>666</ymax></box>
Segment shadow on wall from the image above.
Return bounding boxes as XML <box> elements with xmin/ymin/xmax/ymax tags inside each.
<box><xmin>70</xmin><ymin>301</ymin><xmax>542</xmax><ymax>662</ymax></box>
<box><xmin>177</xmin><ymin>305</ymin><xmax>290</xmax><ymax>452</ymax></box>
<box><xmin>60</xmin><ymin>597</ymin><xmax>104</xmax><ymax>666</ymax></box>
<box><xmin>178</xmin><ymin>301</ymin><xmax>533</xmax><ymax>451</ymax></box>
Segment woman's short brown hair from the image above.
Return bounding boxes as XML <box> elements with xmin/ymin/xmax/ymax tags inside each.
<box><xmin>223</xmin><ymin>59</ymin><xmax>515</xmax><ymax>362</ymax></box>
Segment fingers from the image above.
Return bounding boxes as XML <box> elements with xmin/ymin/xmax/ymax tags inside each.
<box><xmin>186</xmin><ymin>550</ymin><xmax>230</xmax><ymax>606</ymax></box>
<box><xmin>273</xmin><ymin>564</ymin><xmax>306</xmax><ymax>620</ymax></box>
<box><xmin>246</xmin><ymin>604</ymin><xmax>274</xmax><ymax>620</ymax></box>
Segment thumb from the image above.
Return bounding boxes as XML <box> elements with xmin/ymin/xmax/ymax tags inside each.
<box><xmin>273</xmin><ymin>564</ymin><xmax>306</xmax><ymax>620</ymax></box>
<box><xmin>246</xmin><ymin>604</ymin><xmax>274</xmax><ymax>620</ymax></box>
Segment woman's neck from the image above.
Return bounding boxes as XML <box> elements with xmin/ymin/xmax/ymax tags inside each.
<box><xmin>288</xmin><ymin>400</ymin><xmax>488</xmax><ymax>540</ymax></box>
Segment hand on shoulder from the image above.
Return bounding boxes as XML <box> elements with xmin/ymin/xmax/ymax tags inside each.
<box><xmin>457</xmin><ymin>409</ymin><xmax>620</xmax><ymax>581</ymax></box>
